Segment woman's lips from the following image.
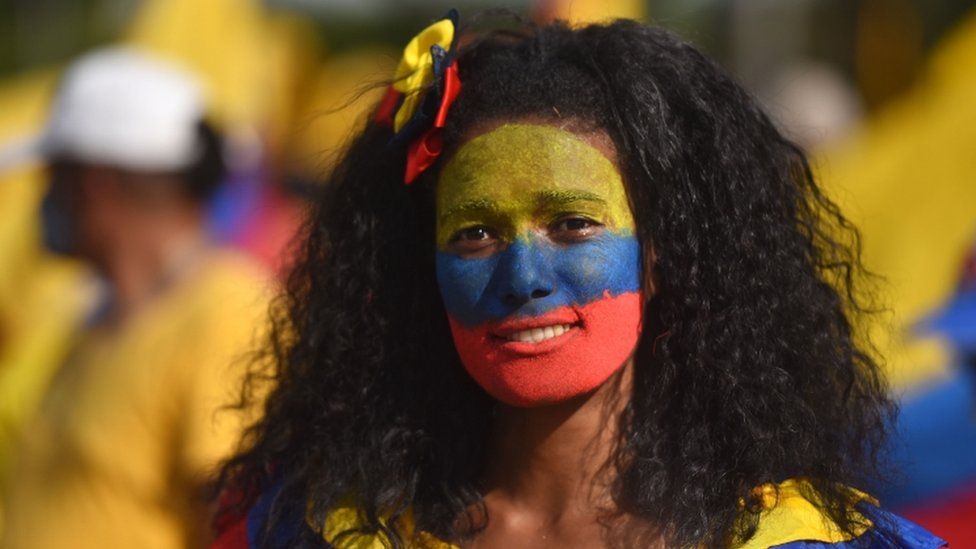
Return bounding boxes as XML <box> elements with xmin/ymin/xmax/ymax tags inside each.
<box><xmin>487</xmin><ymin>308</ymin><xmax>582</xmax><ymax>354</ymax></box>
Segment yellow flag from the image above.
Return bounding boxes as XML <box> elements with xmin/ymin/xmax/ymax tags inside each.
<box><xmin>125</xmin><ymin>0</ymin><xmax>270</xmax><ymax>130</ymax></box>
<box><xmin>819</xmin><ymin>9</ymin><xmax>976</xmax><ymax>389</ymax></box>
<box><xmin>533</xmin><ymin>0</ymin><xmax>646</xmax><ymax>25</ymax></box>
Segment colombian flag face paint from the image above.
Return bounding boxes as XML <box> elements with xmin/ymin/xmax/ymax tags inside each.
<box><xmin>436</xmin><ymin>124</ymin><xmax>643</xmax><ymax>407</ymax></box>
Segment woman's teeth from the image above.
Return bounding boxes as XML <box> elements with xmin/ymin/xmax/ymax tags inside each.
<box><xmin>507</xmin><ymin>323</ymin><xmax>574</xmax><ymax>343</ymax></box>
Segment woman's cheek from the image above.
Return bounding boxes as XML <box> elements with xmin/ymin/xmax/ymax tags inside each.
<box><xmin>553</xmin><ymin>234</ymin><xmax>643</xmax><ymax>305</ymax></box>
<box><xmin>435</xmin><ymin>252</ymin><xmax>496</xmax><ymax>325</ymax></box>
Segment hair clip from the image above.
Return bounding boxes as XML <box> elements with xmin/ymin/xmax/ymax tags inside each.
<box><xmin>375</xmin><ymin>10</ymin><xmax>461</xmax><ymax>185</ymax></box>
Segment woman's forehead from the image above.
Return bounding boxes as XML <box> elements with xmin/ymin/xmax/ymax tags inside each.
<box><xmin>436</xmin><ymin>123</ymin><xmax>628</xmax><ymax>212</ymax></box>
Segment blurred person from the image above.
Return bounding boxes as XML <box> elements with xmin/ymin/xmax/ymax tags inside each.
<box><xmin>0</xmin><ymin>48</ymin><xmax>268</xmax><ymax>549</ymax></box>
<box><xmin>212</xmin><ymin>14</ymin><xmax>944</xmax><ymax>549</ymax></box>
<box><xmin>0</xmin><ymin>68</ymin><xmax>98</xmax><ymax>538</ymax></box>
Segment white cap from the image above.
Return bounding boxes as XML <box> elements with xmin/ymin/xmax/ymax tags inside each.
<box><xmin>41</xmin><ymin>47</ymin><xmax>207</xmax><ymax>172</ymax></box>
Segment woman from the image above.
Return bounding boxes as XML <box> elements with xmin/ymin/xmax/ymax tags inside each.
<box><xmin>213</xmin><ymin>13</ymin><xmax>946</xmax><ymax>549</ymax></box>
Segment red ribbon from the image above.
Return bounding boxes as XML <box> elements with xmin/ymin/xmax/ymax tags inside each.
<box><xmin>374</xmin><ymin>86</ymin><xmax>401</xmax><ymax>127</ymax></box>
<box><xmin>403</xmin><ymin>61</ymin><xmax>461</xmax><ymax>185</ymax></box>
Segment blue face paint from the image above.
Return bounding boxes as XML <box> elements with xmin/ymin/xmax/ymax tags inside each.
<box><xmin>436</xmin><ymin>231</ymin><xmax>641</xmax><ymax>327</ymax></box>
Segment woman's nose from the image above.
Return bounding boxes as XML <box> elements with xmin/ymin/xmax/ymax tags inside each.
<box><xmin>494</xmin><ymin>239</ymin><xmax>555</xmax><ymax>307</ymax></box>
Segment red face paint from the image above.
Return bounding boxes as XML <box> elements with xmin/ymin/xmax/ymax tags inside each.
<box><xmin>447</xmin><ymin>292</ymin><xmax>642</xmax><ymax>406</ymax></box>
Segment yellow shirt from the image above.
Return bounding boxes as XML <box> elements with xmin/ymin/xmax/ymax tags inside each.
<box><xmin>318</xmin><ymin>479</ymin><xmax>872</xmax><ymax>549</ymax></box>
<box><xmin>0</xmin><ymin>251</ymin><xmax>269</xmax><ymax>549</ymax></box>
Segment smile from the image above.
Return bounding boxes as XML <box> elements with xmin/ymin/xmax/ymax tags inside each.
<box><xmin>503</xmin><ymin>323</ymin><xmax>576</xmax><ymax>343</ymax></box>
<box><xmin>487</xmin><ymin>309</ymin><xmax>583</xmax><ymax>350</ymax></box>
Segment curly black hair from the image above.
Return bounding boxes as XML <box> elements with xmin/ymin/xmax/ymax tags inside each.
<box><xmin>217</xmin><ymin>18</ymin><xmax>893</xmax><ymax>549</ymax></box>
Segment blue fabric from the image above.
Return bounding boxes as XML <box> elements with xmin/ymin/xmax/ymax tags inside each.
<box><xmin>206</xmin><ymin>167</ymin><xmax>263</xmax><ymax>243</ymax></box>
<box><xmin>246</xmin><ymin>480</ymin><xmax>311</xmax><ymax>549</ymax></box>
<box><xmin>915</xmin><ymin>289</ymin><xmax>976</xmax><ymax>352</ymax></box>
<box><xmin>878</xmin><ymin>366</ymin><xmax>976</xmax><ymax>507</ymax></box>
<box><xmin>771</xmin><ymin>502</ymin><xmax>946</xmax><ymax>548</ymax></box>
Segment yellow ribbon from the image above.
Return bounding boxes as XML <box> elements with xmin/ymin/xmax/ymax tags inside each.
<box><xmin>391</xmin><ymin>18</ymin><xmax>455</xmax><ymax>133</ymax></box>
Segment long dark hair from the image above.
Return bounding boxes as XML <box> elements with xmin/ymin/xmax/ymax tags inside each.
<box><xmin>217</xmin><ymin>19</ymin><xmax>892</xmax><ymax>548</ymax></box>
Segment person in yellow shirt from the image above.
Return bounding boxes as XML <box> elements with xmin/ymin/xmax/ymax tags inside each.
<box><xmin>0</xmin><ymin>48</ymin><xmax>268</xmax><ymax>549</ymax></box>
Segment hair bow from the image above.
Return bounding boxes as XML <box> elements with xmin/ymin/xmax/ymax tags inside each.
<box><xmin>375</xmin><ymin>10</ymin><xmax>461</xmax><ymax>185</ymax></box>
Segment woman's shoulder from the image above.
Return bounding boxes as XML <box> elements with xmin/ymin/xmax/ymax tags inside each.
<box><xmin>740</xmin><ymin>479</ymin><xmax>947</xmax><ymax>549</ymax></box>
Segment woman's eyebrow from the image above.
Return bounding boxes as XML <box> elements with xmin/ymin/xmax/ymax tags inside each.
<box><xmin>439</xmin><ymin>198</ymin><xmax>503</xmax><ymax>222</ymax></box>
<box><xmin>534</xmin><ymin>189</ymin><xmax>607</xmax><ymax>207</ymax></box>
<box><xmin>439</xmin><ymin>190</ymin><xmax>607</xmax><ymax>222</ymax></box>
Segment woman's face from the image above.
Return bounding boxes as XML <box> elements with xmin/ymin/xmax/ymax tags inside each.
<box><xmin>435</xmin><ymin>123</ymin><xmax>643</xmax><ymax>407</ymax></box>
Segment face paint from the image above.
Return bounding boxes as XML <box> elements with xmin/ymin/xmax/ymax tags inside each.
<box><xmin>435</xmin><ymin>123</ymin><xmax>643</xmax><ymax>407</ymax></box>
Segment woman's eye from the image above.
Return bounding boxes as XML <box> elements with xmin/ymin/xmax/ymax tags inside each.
<box><xmin>457</xmin><ymin>227</ymin><xmax>492</xmax><ymax>241</ymax></box>
<box><xmin>550</xmin><ymin>216</ymin><xmax>602</xmax><ymax>241</ymax></box>
<box><xmin>560</xmin><ymin>218</ymin><xmax>593</xmax><ymax>231</ymax></box>
<box><xmin>448</xmin><ymin>226</ymin><xmax>499</xmax><ymax>256</ymax></box>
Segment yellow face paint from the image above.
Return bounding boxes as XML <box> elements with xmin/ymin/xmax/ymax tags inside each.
<box><xmin>436</xmin><ymin>123</ymin><xmax>635</xmax><ymax>249</ymax></box>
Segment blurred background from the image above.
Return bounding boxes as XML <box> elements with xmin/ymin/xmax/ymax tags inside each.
<box><xmin>0</xmin><ymin>0</ymin><xmax>974</xmax><ymax>546</ymax></box>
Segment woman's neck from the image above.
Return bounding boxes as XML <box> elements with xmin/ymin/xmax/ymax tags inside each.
<box><xmin>479</xmin><ymin>361</ymin><xmax>634</xmax><ymax>531</ymax></box>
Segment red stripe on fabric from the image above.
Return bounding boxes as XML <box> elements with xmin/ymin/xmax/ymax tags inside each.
<box><xmin>210</xmin><ymin>516</ymin><xmax>250</xmax><ymax>549</ymax></box>
<box><xmin>899</xmin><ymin>481</ymin><xmax>976</xmax><ymax>546</ymax></box>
